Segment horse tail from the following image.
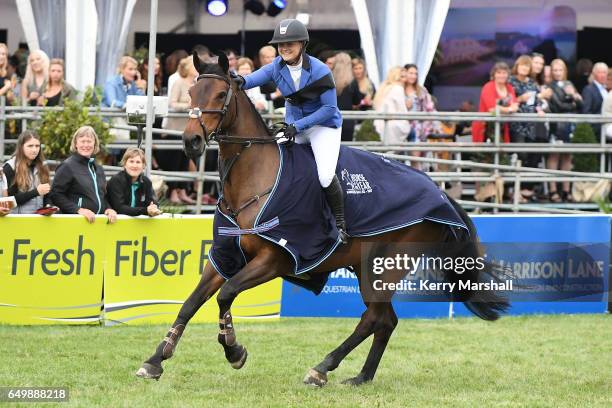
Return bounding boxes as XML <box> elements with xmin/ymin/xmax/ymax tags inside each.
<box><xmin>443</xmin><ymin>193</ymin><xmax>510</xmax><ymax>321</ymax></box>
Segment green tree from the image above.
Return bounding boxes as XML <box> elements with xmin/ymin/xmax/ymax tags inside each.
<box><xmin>571</xmin><ymin>123</ymin><xmax>599</xmax><ymax>172</ymax></box>
<box><xmin>354</xmin><ymin>119</ymin><xmax>381</xmax><ymax>142</ymax></box>
<box><xmin>35</xmin><ymin>87</ymin><xmax>111</xmax><ymax>160</ymax></box>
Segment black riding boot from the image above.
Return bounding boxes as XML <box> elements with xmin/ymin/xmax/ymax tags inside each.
<box><xmin>324</xmin><ymin>175</ymin><xmax>349</xmax><ymax>244</ymax></box>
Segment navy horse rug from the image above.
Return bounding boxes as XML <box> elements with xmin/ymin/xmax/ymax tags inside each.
<box><xmin>208</xmin><ymin>143</ymin><xmax>468</xmax><ymax>292</ymax></box>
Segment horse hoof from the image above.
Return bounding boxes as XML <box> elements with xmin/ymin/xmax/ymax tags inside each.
<box><xmin>303</xmin><ymin>368</ymin><xmax>327</xmax><ymax>387</ymax></box>
<box><xmin>135</xmin><ymin>363</ymin><xmax>163</xmax><ymax>380</ymax></box>
<box><xmin>341</xmin><ymin>375</ymin><xmax>370</xmax><ymax>386</ymax></box>
<box><xmin>230</xmin><ymin>347</ymin><xmax>248</xmax><ymax>370</ymax></box>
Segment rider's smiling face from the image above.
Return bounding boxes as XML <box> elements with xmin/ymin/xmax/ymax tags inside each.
<box><xmin>277</xmin><ymin>42</ymin><xmax>302</xmax><ymax>64</ymax></box>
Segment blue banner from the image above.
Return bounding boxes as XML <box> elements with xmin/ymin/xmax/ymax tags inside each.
<box><xmin>280</xmin><ymin>216</ymin><xmax>610</xmax><ymax>318</ymax></box>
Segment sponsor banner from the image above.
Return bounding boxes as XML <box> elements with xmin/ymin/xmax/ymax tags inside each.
<box><xmin>359</xmin><ymin>242</ymin><xmax>608</xmax><ymax>303</ymax></box>
<box><xmin>0</xmin><ymin>216</ymin><xmax>104</xmax><ymax>325</ymax></box>
<box><xmin>103</xmin><ymin>216</ymin><xmax>280</xmax><ymax>325</ymax></box>
<box><xmin>0</xmin><ymin>215</ymin><xmax>281</xmax><ymax>325</ymax></box>
<box><xmin>281</xmin><ymin>216</ymin><xmax>611</xmax><ymax>318</ymax></box>
<box><xmin>459</xmin><ymin>215</ymin><xmax>610</xmax><ymax>316</ymax></box>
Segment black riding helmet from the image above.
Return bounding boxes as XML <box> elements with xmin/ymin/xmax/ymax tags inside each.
<box><xmin>269</xmin><ymin>19</ymin><xmax>309</xmax><ymax>44</ymax></box>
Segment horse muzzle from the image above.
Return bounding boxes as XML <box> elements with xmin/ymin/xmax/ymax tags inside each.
<box><xmin>183</xmin><ymin>133</ymin><xmax>206</xmax><ymax>159</ymax></box>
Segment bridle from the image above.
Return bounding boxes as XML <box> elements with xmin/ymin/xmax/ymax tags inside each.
<box><xmin>188</xmin><ymin>73</ymin><xmax>236</xmax><ymax>146</ymax></box>
<box><xmin>187</xmin><ymin>72</ymin><xmax>293</xmax><ymax>220</ymax></box>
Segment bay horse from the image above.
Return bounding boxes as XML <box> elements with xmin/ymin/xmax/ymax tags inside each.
<box><xmin>136</xmin><ymin>53</ymin><xmax>509</xmax><ymax>386</ymax></box>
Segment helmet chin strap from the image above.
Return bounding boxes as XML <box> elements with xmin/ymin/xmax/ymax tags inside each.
<box><xmin>284</xmin><ymin>42</ymin><xmax>307</xmax><ymax>66</ymax></box>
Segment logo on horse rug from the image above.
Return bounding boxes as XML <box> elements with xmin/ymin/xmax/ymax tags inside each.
<box><xmin>341</xmin><ymin>169</ymin><xmax>372</xmax><ymax>195</ymax></box>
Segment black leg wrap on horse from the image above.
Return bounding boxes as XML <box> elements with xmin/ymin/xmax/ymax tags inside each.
<box><xmin>324</xmin><ymin>175</ymin><xmax>349</xmax><ymax>244</ymax></box>
<box><xmin>162</xmin><ymin>324</ymin><xmax>185</xmax><ymax>359</ymax></box>
<box><xmin>217</xmin><ymin>310</ymin><xmax>248</xmax><ymax>368</ymax></box>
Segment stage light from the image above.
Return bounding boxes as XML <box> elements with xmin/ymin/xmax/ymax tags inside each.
<box><xmin>244</xmin><ymin>0</ymin><xmax>265</xmax><ymax>15</ymax></box>
<box><xmin>295</xmin><ymin>12</ymin><xmax>309</xmax><ymax>25</ymax></box>
<box><xmin>206</xmin><ymin>0</ymin><xmax>228</xmax><ymax>16</ymax></box>
<box><xmin>267</xmin><ymin>0</ymin><xmax>286</xmax><ymax>17</ymax></box>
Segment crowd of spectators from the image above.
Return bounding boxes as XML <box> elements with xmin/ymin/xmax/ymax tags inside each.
<box><xmin>1</xmin><ymin>39</ymin><xmax>612</xmax><ymax>214</ymax></box>
<box><xmin>0</xmin><ymin>126</ymin><xmax>159</xmax><ymax>220</ymax></box>
<box><xmin>470</xmin><ymin>54</ymin><xmax>611</xmax><ymax>203</ymax></box>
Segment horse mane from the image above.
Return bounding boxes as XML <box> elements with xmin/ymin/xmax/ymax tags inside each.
<box><xmin>198</xmin><ymin>62</ymin><xmax>272</xmax><ymax>137</ymax></box>
<box><xmin>237</xmin><ymin>90</ymin><xmax>272</xmax><ymax>137</ymax></box>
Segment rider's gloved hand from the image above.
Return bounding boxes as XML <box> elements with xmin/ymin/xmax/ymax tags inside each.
<box><xmin>283</xmin><ymin>124</ymin><xmax>298</xmax><ymax>139</ymax></box>
<box><xmin>230</xmin><ymin>72</ymin><xmax>245</xmax><ymax>89</ymax></box>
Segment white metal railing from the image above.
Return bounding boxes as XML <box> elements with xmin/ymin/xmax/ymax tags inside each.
<box><xmin>2</xmin><ymin>98</ymin><xmax>611</xmax><ymax>214</ymax></box>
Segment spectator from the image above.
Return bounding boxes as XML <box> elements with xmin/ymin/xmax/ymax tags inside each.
<box><xmin>193</xmin><ymin>45</ymin><xmax>212</xmax><ymax>60</ymax></box>
<box><xmin>605</xmin><ymin>67</ymin><xmax>612</xmax><ymax>139</ymax></box>
<box><xmin>530</xmin><ymin>53</ymin><xmax>546</xmax><ymax>86</ymax></box>
<box><xmin>509</xmin><ymin>55</ymin><xmax>543</xmax><ymax>142</ymax></box>
<box><xmin>543</xmin><ymin>65</ymin><xmax>552</xmax><ymax>86</ymax></box>
<box><xmin>318</xmin><ymin>50</ymin><xmax>337</xmax><ymax>71</ymax></box>
<box><xmin>509</xmin><ymin>55</ymin><xmax>544</xmax><ymax>201</ymax></box>
<box><xmin>50</xmin><ymin>126</ymin><xmax>117</xmax><ymax>223</ymax></box>
<box><xmin>257</xmin><ymin>45</ymin><xmax>284</xmax><ymax>110</ymax></box>
<box><xmin>236</xmin><ymin>57</ymin><xmax>267</xmax><ymax>111</ymax></box>
<box><xmin>547</xmin><ymin>59</ymin><xmax>582</xmax><ymax>203</ymax></box>
<box><xmin>581</xmin><ymin>62</ymin><xmax>609</xmax><ymax>137</ymax></box>
<box><xmin>13</xmin><ymin>42</ymin><xmax>29</xmax><ymax>78</ymax></box>
<box><xmin>454</xmin><ymin>100</ymin><xmax>475</xmax><ymax>137</ymax></box>
<box><xmin>107</xmin><ymin>148</ymin><xmax>161</xmax><ymax>217</ymax></box>
<box><xmin>2</xmin><ymin>130</ymin><xmax>51</xmax><ymax>213</ymax></box>
<box><xmin>21</xmin><ymin>49</ymin><xmax>49</xmax><ymax>106</ymax></box>
<box><xmin>139</xmin><ymin>56</ymin><xmax>164</xmax><ymax>133</ymax></box>
<box><xmin>6</xmin><ymin>55</ymin><xmax>21</xmax><ymax>104</ymax></box>
<box><xmin>160</xmin><ymin>56</ymin><xmax>197</xmax><ymax>205</ymax></box>
<box><xmin>164</xmin><ymin>49</ymin><xmax>189</xmax><ymax>101</ymax></box>
<box><xmin>472</xmin><ymin>62</ymin><xmax>518</xmax><ymax>144</ymax></box>
<box><xmin>39</xmin><ymin>59</ymin><xmax>77</xmax><ymax>107</ymax></box>
<box><xmin>372</xmin><ymin>66</ymin><xmax>411</xmax><ymax>145</ymax></box>
<box><xmin>351</xmin><ymin>57</ymin><xmax>376</xmax><ymax>110</ymax></box>
<box><xmin>224</xmin><ymin>49</ymin><xmax>239</xmax><ymax>73</ymax></box>
<box><xmin>0</xmin><ymin>167</ymin><xmax>7</xmax><ymax>196</ymax></box>
<box><xmin>139</xmin><ymin>56</ymin><xmax>163</xmax><ymax>96</ymax></box>
<box><xmin>573</xmin><ymin>58</ymin><xmax>593</xmax><ymax>94</ymax></box>
<box><xmin>332</xmin><ymin>52</ymin><xmax>364</xmax><ymax>141</ymax></box>
<box><xmin>603</xmin><ymin>87</ymin><xmax>612</xmax><ymax>140</ymax></box>
<box><xmin>0</xmin><ymin>43</ymin><xmax>11</xmax><ymax>99</ymax></box>
<box><xmin>101</xmin><ymin>56</ymin><xmax>145</xmax><ymax>108</ymax></box>
<box><xmin>403</xmin><ymin>63</ymin><xmax>438</xmax><ymax>143</ymax></box>
<box><xmin>530</xmin><ymin>53</ymin><xmax>553</xmax><ymax>147</ymax></box>
<box><xmin>0</xmin><ymin>167</ymin><xmax>10</xmax><ymax>216</ymax></box>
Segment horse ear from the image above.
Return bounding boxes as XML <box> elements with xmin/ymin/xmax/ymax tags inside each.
<box><xmin>193</xmin><ymin>51</ymin><xmax>204</xmax><ymax>75</ymax></box>
<box><xmin>216</xmin><ymin>51</ymin><xmax>230</xmax><ymax>74</ymax></box>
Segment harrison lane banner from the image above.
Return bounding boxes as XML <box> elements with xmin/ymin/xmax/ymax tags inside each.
<box><xmin>0</xmin><ymin>215</ymin><xmax>281</xmax><ymax>325</ymax></box>
<box><xmin>280</xmin><ymin>216</ymin><xmax>611</xmax><ymax>318</ymax></box>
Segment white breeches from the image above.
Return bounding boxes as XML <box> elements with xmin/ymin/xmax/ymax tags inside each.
<box><xmin>294</xmin><ymin>126</ymin><xmax>341</xmax><ymax>187</ymax></box>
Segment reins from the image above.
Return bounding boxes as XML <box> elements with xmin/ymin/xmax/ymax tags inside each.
<box><xmin>189</xmin><ymin>73</ymin><xmax>292</xmax><ymax>220</ymax></box>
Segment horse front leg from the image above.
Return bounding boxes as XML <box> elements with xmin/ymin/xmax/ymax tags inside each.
<box><xmin>136</xmin><ymin>262</ymin><xmax>225</xmax><ymax>380</ymax></box>
<box><xmin>216</xmin><ymin>253</ymin><xmax>288</xmax><ymax>369</ymax></box>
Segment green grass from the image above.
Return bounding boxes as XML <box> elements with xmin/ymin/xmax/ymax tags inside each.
<box><xmin>0</xmin><ymin>315</ymin><xmax>610</xmax><ymax>407</ymax></box>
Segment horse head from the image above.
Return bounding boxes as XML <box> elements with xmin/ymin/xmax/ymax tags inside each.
<box><xmin>183</xmin><ymin>51</ymin><xmax>234</xmax><ymax>159</ymax></box>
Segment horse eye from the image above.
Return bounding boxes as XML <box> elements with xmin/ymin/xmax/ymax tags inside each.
<box><xmin>217</xmin><ymin>91</ymin><xmax>227</xmax><ymax>100</ymax></box>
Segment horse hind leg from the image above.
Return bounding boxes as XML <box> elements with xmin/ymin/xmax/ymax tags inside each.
<box><xmin>303</xmin><ymin>302</ymin><xmax>378</xmax><ymax>387</ymax></box>
<box><xmin>341</xmin><ymin>303</ymin><xmax>398</xmax><ymax>386</ymax></box>
<box><xmin>136</xmin><ymin>266</ymin><xmax>225</xmax><ymax>380</ymax></box>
